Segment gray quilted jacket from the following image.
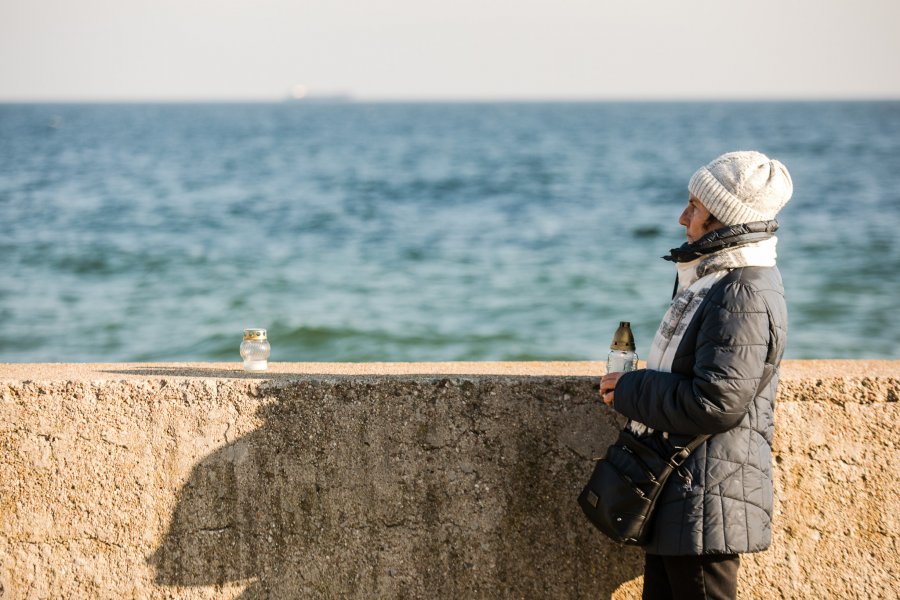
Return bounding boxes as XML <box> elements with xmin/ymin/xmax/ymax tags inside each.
<box><xmin>614</xmin><ymin>264</ymin><xmax>787</xmax><ymax>556</ymax></box>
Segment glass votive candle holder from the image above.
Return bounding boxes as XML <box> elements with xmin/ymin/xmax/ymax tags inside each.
<box><xmin>240</xmin><ymin>328</ymin><xmax>270</xmax><ymax>371</ymax></box>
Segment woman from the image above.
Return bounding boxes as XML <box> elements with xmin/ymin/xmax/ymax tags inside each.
<box><xmin>599</xmin><ymin>151</ymin><xmax>792</xmax><ymax>599</ymax></box>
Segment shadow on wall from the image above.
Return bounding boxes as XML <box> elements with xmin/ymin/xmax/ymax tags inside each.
<box><xmin>146</xmin><ymin>377</ymin><xmax>643</xmax><ymax>598</ymax></box>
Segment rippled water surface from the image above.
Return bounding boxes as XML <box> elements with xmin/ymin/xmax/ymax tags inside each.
<box><xmin>1</xmin><ymin>102</ymin><xmax>898</xmax><ymax>361</ymax></box>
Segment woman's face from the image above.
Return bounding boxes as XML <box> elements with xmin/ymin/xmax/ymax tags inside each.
<box><xmin>679</xmin><ymin>196</ymin><xmax>721</xmax><ymax>243</ymax></box>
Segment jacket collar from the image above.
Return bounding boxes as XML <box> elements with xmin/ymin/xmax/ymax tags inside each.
<box><xmin>664</xmin><ymin>220</ymin><xmax>779</xmax><ymax>263</ymax></box>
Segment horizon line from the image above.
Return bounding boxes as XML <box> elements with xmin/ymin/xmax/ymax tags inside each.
<box><xmin>2</xmin><ymin>94</ymin><xmax>900</xmax><ymax>104</ymax></box>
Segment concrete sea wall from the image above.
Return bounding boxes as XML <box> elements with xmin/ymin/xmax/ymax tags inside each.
<box><xmin>0</xmin><ymin>361</ymin><xmax>897</xmax><ymax>599</ymax></box>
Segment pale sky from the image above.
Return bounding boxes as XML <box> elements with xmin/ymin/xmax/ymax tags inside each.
<box><xmin>1</xmin><ymin>0</ymin><xmax>898</xmax><ymax>101</ymax></box>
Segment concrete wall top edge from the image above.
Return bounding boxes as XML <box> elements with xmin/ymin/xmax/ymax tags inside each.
<box><xmin>0</xmin><ymin>359</ymin><xmax>896</xmax><ymax>384</ymax></box>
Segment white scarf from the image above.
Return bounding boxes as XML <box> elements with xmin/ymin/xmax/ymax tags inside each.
<box><xmin>627</xmin><ymin>237</ymin><xmax>778</xmax><ymax>436</ymax></box>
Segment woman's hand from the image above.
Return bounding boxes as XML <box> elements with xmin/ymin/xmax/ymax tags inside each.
<box><xmin>599</xmin><ymin>371</ymin><xmax>625</xmax><ymax>407</ymax></box>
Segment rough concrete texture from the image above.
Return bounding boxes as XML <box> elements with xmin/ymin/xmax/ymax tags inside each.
<box><xmin>0</xmin><ymin>361</ymin><xmax>897</xmax><ymax>599</ymax></box>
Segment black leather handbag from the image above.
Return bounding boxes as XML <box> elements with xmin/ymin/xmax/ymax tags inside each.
<box><xmin>577</xmin><ymin>428</ymin><xmax>710</xmax><ymax>545</ymax></box>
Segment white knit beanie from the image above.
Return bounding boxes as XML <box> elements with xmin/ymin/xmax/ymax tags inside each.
<box><xmin>688</xmin><ymin>151</ymin><xmax>793</xmax><ymax>226</ymax></box>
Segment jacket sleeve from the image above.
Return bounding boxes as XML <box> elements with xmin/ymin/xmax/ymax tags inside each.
<box><xmin>613</xmin><ymin>279</ymin><xmax>772</xmax><ymax>436</ymax></box>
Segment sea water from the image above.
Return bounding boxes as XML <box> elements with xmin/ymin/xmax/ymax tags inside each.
<box><xmin>1</xmin><ymin>101</ymin><xmax>898</xmax><ymax>362</ymax></box>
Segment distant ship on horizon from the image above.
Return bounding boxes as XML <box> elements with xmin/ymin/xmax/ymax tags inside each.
<box><xmin>285</xmin><ymin>84</ymin><xmax>353</xmax><ymax>103</ymax></box>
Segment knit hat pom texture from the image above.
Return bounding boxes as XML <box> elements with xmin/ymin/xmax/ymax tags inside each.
<box><xmin>688</xmin><ymin>151</ymin><xmax>793</xmax><ymax>226</ymax></box>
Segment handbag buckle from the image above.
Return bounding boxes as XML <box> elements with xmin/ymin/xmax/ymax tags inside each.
<box><xmin>668</xmin><ymin>447</ymin><xmax>691</xmax><ymax>468</ymax></box>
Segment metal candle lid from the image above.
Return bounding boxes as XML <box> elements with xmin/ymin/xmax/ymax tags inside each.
<box><xmin>610</xmin><ymin>321</ymin><xmax>635</xmax><ymax>351</ymax></box>
<box><xmin>243</xmin><ymin>328</ymin><xmax>267</xmax><ymax>341</ymax></box>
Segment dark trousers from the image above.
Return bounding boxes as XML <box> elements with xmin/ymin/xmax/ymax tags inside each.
<box><xmin>642</xmin><ymin>553</ymin><xmax>740</xmax><ymax>600</ymax></box>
